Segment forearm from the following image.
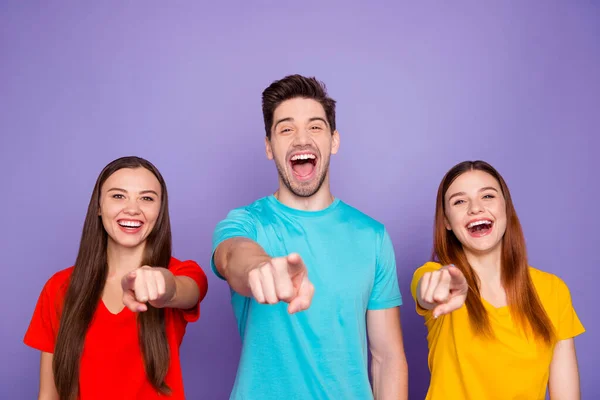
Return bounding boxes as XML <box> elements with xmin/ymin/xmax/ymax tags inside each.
<box><xmin>371</xmin><ymin>351</ymin><xmax>408</xmax><ymax>400</ymax></box>
<box><xmin>214</xmin><ymin>237</ymin><xmax>271</xmax><ymax>297</ymax></box>
<box><xmin>159</xmin><ymin>275</ymin><xmax>200</xmax><ymax>309</ymax></box>
<box><xmin>549</xmin><ymin>339</ymin><xmax>581</xmax><ymax>400</ymax></box>
<box><xmin>39</xmin><ymin>352</ymin><xmax>58</xmax><ymax>400</ymax></box>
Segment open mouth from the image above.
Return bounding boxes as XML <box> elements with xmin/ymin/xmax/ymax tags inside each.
<box><xmin>117</xmin><ymin>219</ymin><xmax>144</xmax><ymax>231</ymax></box>
<box><xmin>466</xmin><ymin>219</ymin><xmax>493</xmax><ymax>236</ymax></box>
<box><xmin>289</xmin><ymin>152</ymin><xmax>317</xmax><ymax>181</ymax></box>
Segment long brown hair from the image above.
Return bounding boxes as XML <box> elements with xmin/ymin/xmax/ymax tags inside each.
<box><xmin>53</xmin><ymin>156</ymin><xmax>172</xmax><ymax>399</ymax></box>
<box><xmin>433</xmin><ymin>160</ymin><xmax>554</xmax><ymax>344</ymax></box>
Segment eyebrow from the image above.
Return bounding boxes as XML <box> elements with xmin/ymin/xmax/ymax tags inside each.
<box><xmin>308</xmin><ymin>117</ymin><xmax>328</xmax><ymax>126</ymax></box>
<box><xmin>447</xmin><ymin>187</ymin><xmax>499</xmax><ymax>202</ymax></box>
<box><xmin>273</xmin><ymin>116</ymin><xmax>329</xmax><ymax>131</ymax></box>
<box><xmin>107</xmin><ymin>188</ymin><xmax>159</xmax><ymax>196</ymax></box>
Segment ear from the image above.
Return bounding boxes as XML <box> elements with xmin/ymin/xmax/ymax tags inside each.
<box><xmin>444</xmin><ymin>216</ymin><xmax>452</xmax><ymax>231</ymax></box>
<box><xmin>265</xmin><ymin>136</ymin><xmax>273</xmax><ymax>160</ymax></box>
<box><xmin>331</xmin><ymin>130</ymin><xmax>340</xmax><ymax>155</ymax></box>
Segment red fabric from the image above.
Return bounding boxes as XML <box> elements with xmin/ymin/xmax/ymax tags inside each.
<box><xmin>24</xmin><ymin>257</ymin><xmax>208</xmax><ymax>399</ymax></box>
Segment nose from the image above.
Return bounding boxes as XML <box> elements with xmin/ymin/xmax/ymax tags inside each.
<box><xmin>123</xmin><ymin>198</ymin><xmax>141</xmax><ymax>215</ymax></box>
<box><xmin>292</xmin><ymin>128</ymin><xmax>312</xmax><ymax>146</ymax></box>
<box><xmin>468</xmin><ymin>199</ymin><xmax>484</xmax><ymax>215</ymax></box>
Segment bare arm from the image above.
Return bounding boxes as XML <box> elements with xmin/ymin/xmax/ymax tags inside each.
<box><xmin>549</xmin><ymin>338</ymin><xmax>580</xmax><ymax>399</ymax></box>
<box><xmin>367</xmin><ymin>307</ymin><xmax>408</xmax><ymax>400</ymax></box>
<box><xmin>156</xmin><ymin>274</ymin><xmax>200</xmax><ymax>310</ymax></box>
<box><xmin>213</xmin><ymin>237</ymin><xmax>272</xmax><ymax>297</ymax></box>
<box><xmin>39</xmin><ymin>352</ymin><xmax>58</xmax><ymax>400</ymax></box>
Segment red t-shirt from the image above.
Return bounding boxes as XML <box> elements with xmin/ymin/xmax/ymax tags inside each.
<box><xmin>24</xmin><ymin>257</ymin><xmax>208</xmax><ymax>399</ymax></box>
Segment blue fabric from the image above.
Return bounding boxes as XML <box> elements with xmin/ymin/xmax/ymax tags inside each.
<box><xmin>211</xmin><ymin>195</ymin><xmax>402</xmax><ymax>400</ymax></box>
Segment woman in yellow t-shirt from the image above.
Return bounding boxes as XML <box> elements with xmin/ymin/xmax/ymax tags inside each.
<box><xmin>411</xmin><ymin>160</ymin><xmax>585</xmax><ymax>400</ymax></box>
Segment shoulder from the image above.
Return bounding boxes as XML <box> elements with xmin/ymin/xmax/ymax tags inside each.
<box><xmin>43</xmin><ymin>266</ymin><xmax>75</xmax><ymax>296</ymax></box>
<box><xmin>234</xmin><ymin>197</ymin><xmax>271</xmax><ymax>216</ymax></box>
<box><xmin>529</xmin><ymin>266</ymin><xmax>571</xmax><ymax>299</ymax></box>
<box><xmin>337</xmin><ymin>200</ymin><xmax>385</xmax><ymax>232</ymax></box>
<box><xmin>414</xmin><ymin>262</ymin><xmax>443</xmax><ymax>276</ymax></box>
<box><xmin>218</xmin><ymin>197</ymin><xmax>273</xmax><ymax>224</ymax></box>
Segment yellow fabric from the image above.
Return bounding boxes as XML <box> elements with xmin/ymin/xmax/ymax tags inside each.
<box><xmin>411</xmin><ymin>262</ymin><xmax>585</xmax><ymax>400</ymax></box>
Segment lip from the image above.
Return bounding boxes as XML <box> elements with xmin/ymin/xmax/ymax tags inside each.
<box><xmin>288</xmin><ymin>150</ymin><xmax>318</xmax><ymax>161</ymax></box>
<box><xmin>465</xmin><ymin>218</ymin><xmax>493</xmax><ymax>229</ymax></box>
<box><xmin>116</xmin><ymin>219</ymin><xmax>144</xmax><ymax>234</ymax></box>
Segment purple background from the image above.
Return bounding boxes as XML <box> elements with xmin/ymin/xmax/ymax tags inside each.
<box><xmin>1</xmin><ymin>2</ymin><xmax>598</xmax><ymax>399</ymax></box>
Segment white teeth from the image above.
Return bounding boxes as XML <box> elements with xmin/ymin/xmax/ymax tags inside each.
<box><xmin>291</xmin><ymin>154</ymin><xmax>316</xmax><ymax>161</ymax></box>
<box><xmin>467</xmin><ymin>220</ymin><xmax>492</xmax><ymax>229</ymax></box>
<box><xmin>119</xmin><ymin>221</ymin><xmax>142</xmax><ymax>228</ymax></box>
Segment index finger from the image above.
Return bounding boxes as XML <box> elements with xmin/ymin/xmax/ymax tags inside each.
<box><xmin>286</xmin><ymin>253</ymin><xmax>306</xmax><ymax>271</ymax></box>
<box><xmin>121</xmin><ymin>271</ymin><xmax>137</xmax><ymax>290</ymax></box>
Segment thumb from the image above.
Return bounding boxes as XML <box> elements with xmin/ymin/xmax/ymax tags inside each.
<box><xmin>288</xmin><ymin>275</ymin><xmax>314</xmax><ymax>314</ymax></box>
<box><xmin>122</xmin><ymin>287</ymin><xmax>147</xmax><ymax>313</ymax></box>
<box><xmin>432</xmin><ymin>295</ymin><xmax>465</xmax><ymax>318</ymax></box>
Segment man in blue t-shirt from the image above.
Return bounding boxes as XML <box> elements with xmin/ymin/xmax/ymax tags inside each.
<box><xmin>211</xmin><ymin>74</ymin><xmax>408</xmax><ymax>400</ymax></box>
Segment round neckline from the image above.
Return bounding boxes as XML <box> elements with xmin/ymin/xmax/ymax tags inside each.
<box><xmin>481</xmin><ymin>297</ymin><xmax>509</xmax><ymax>315</ymax></box>
<box><xmin>266</xmin><ymin>195</ymin><xmax>341</xmax><ymax>217</ymax></box>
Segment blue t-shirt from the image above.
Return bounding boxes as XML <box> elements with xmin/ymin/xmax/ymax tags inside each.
<box><xmin>211</xmin><ymin>195</ymin><xmax>402</xmax><ymax>400</ymax></box>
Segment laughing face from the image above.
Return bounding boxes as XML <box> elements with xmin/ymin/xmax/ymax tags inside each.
<box><xmin>98</xmin><ymin>167</ymin><xmax>161</xmax><ymax>251</ymax></box>
<box><xmin>265</xmin><ymin>97</ymin><xmax>340</xmax><ymax>198</ymax></box>
<box><xmin>444</xmin><ymin>170</ymin><xmax>507</xmax><ymax>255</ymax></box>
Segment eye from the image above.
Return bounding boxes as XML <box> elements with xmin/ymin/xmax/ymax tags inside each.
<box><xmin>483</xmin><ymin>194</ymin><xmax>495</xmax><ymax>199</ymax></box>
<box><xmin>112</xmin><ymin>194</ymin><xmax>125</xmax><ymax>199</ymax></box>
<box><xmin>141</xmin><ymin>196</ymin><xmax>155</xmax><ymax>202</ymax></box>
<box><xmin>310</xmin><ymin>125</ymin><xmax>322</xmax><ymax>131</ymax></box>
<box><xmin>453</xmin><ymin>199</ymin><xmax>465</xmax><ymax>205</ymax></box>
<box><xmin>281</xmin><ymin>127</ymin><xmax>292</xmax><ymax>133</ymax></box>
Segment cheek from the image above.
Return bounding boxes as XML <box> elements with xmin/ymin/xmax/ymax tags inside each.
<box><xmin>445</xmin><ymin>210</ymin><xmax>463</xmax><ymax>231</ymax></box>
<box><xmin>143</xmin><ymin>204</ymin><xmax>161</xmax><ymax>224</ymax></box>
<box><xmin>99</xmin><ymin>202</ymin><xmax>118</xmax><ymax>221</ymax></box>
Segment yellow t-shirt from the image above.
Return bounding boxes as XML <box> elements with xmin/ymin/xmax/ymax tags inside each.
<box><xmin>411</xmin><ymin>262</ymin><xmax>585</xmax><ymax>400</ymax></box>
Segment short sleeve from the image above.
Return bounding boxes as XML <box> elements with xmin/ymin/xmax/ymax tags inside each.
<box><xmin>170</xmin><ymin>259</ymin><xmax>208</xmax><ymax>323</ymax></box>
<box><xmin>555</xmin><ymin>277</ymin><xmax>585</xmax><ymax>341</ymax></box>
<box><xmin>23</xmin><ymin>274</ymin><xmax>65</xmax><ymax>353</ymax></box>
<box><xmin>411</xmin><ymin>262</ymin><xmax>442</xmax><ymax>316</ymax></box>
<box><xmin>367</xmin><ymin>228</ymin><xmax>402</xmax><ymax>310</ymax></box>
<box><xmin>210</xmin><ymin>208</ymin><xmax>258</xmax><ymax>279</ymax></box>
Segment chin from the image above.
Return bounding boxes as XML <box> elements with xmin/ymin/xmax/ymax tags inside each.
<box><xmin>109</xmin><ymin>234</ymin><xmax>146</xmax><ymax>249</ymax></box>
<box><xmin>465</xmin><ymin>240</ymin><xmax>501</xmax><ymax>255</ymax></box>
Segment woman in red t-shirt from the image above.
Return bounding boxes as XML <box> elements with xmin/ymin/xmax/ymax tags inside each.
<box><xmin>24</xmin><ymin>156</ymin><xmax>208</xmax><ymax>400</ymax></box>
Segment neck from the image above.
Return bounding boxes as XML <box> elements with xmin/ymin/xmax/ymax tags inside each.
<box><xmin>464</xmin><ymin>244</ymin><xmax>502</xmax><ymax>287</ymax></box>
<box><xmin>275</xmin><ymin>175</ymin><xmax>334</xmax><ymax>211</ymax></box>
<box><xmin>106</xmin><ymin>239</ymin><xmax>145</xmax><ymax>277</ymax></box>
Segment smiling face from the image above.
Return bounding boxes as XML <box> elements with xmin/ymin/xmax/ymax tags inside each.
<box><xmin>265</xmin><ymin>97</ymin><xmax>340</xmax><ymax>198</ymax></box>
<box><xmin>98</xmin><ymin>167</ymin><xmax>162</xmax><ymax>251</ymax></box>
<box><xmin>444</xmin><ymin>169</ymin><xmax>507</xmax><ymax>256</ymax></box>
